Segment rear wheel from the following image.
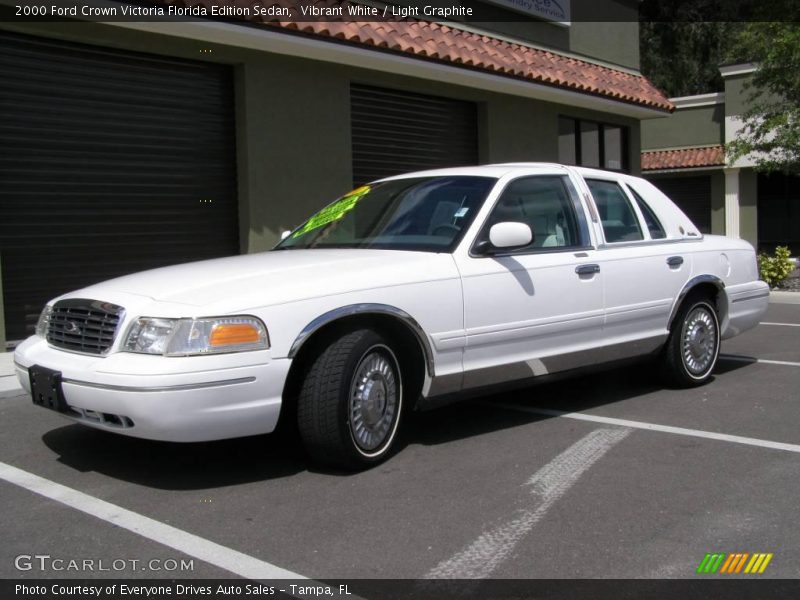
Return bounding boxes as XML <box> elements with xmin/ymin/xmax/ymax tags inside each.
<box><xmin>297</xmin><ymin>329</ymin><xmax>403</xmax><ymax>470</ymax></box>
<box><xmin>662</xmin><ymin>296</ymin><xmax>720</xmax><ymax>387</ymax></box>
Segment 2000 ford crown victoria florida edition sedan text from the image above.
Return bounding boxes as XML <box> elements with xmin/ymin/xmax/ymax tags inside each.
<box><xmin>14</xmin><ymin>164</ymin><xmax>769</xmax><ymax>469</ymax></box>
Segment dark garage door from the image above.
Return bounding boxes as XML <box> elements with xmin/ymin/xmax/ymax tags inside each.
<box><xmin>757</xmin><ymin>172</ymin><xmax>800</xmax><ymax>254</ymax></box>
<box><xmin>351</xmin><ymin>84</ymin><xmax>478</xmax><ymax>186</ymax></box>
<box><xmin>0</xmin><ymin>32</ymin><xmax>239</xmax><ymax>341</ymax></box>
<box><xmin>650</xmin><ymin>175</ymin><xmax>712</xmax><ymax>233</ymax></box>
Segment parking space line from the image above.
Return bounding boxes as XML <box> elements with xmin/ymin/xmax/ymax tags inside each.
<box><xmin>425</xmin><ymin>428</ymin><xmax>630</xmax><ymax>579</ymax></box>
<box><xmin>0</xmin><ymin>461</ymin><xmax>306</xmax><ymax>580</ymax></box>
<box><xmin>485</xmin><ymin>403</ymin><xmax>800</xmax><ymax>454</ymax></box>
<box><xmin>760</xmin><ymin>322</ymin><xmax>800</xmax><ymax>327</ymax></box>
<box><xmin>720</xmin><ymin>354</ymin><xmax>800</xmax><ymax>367</ymax></box>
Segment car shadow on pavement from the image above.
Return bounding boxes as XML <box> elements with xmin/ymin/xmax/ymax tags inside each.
<box><xmin>41</xmin><ymin>360</ymin><xmax>756</xmax><ymax>485</ymax></box>
<box><xmin>41</xmin><ymin>421</ymin><xmax>308</xmax><ymax>489</ymax></box>
<box><xmin>399</xmin><ymin>358</ymin><xmax>755</xmax><ymax>447</ymax></box>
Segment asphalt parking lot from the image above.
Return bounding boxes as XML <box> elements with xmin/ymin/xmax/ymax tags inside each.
<box><xmin>1</xmin><ymin>299</ymin><xmax>798</xmax><ymax>584</ymax></box>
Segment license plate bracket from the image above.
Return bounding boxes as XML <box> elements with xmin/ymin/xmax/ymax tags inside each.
<box><xmin>29</xmin><ymin>365</ymin><xmax>70</xmax><ymax>414</ymax></box>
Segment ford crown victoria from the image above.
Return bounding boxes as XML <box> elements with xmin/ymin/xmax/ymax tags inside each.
<box><xmin>14</xmin><ymin>164</ymin><xmax>770</xmax><ymax>469</ymax></box>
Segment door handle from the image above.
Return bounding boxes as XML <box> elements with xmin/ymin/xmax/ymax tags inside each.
<box><xmin>667</xmin><ymin>256</ymin><xmax>684</xmax><ymax>267</ymax></box>
<box><xmin>575</xmin><ymin>264</ymin><xmax>600</xmax><ymax>275</ymax></box>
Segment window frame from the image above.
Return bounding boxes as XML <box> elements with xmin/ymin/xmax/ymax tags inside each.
<box><xmin>559</xmin><ymin>116</ymin><xmax>630</xmax><ymax>173</ymax></box>
<box><xmin>469</xmin><ymin>174</ymin><xmax>593</xmax><ymax>258</ymax></box>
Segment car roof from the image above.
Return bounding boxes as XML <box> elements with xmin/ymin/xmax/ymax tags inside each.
<box><xmin>376</xmin><ymin>163</ymin><xmax>574</xmax><ymax>182</ymax></box>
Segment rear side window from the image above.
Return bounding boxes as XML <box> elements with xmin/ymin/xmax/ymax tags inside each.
<box><xmin>626</xmin><ymin>184</ymin><xmax>666</xmax><ymax>239</ymax></box>
<box><xmin>586</xmin><ymin>179</ymin><xmax>643</xmax><ymax>243</ymax></box>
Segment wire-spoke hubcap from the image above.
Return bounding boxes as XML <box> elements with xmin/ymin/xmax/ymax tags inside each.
<box><xmin>681</xmin><ymin>306</ymin><xmax>718</xmax><ymax>376</ymax></box>
<box><xmin>349</xmin><ymin>347</ymin><xmax>399</xmax><ymax>453</ymax></box>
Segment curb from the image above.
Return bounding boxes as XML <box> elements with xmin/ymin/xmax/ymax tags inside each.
<box><xmin>770</xmin><ymin>291</ymin><xmax>800</xmax><ymax>305</ymax></box>
<box><xmin>0</xmin><ymin>352</ymin><xmax>23</xmax><ymax>398</ymax></box>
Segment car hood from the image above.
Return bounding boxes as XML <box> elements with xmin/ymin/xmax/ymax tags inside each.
<box><xmin>70</xmin><ymin>249</ymin><xmax>458</xmax><ymax>312</ymax></box>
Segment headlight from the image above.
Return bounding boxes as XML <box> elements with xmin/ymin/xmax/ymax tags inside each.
<box><xmin>36</xmin><ymin>305</ymin><xmax>53</xmax><ymax>338</ymax></box>
<box><xmin>123</xmin><ymin>316</ymin><xmax>269</xmax><ymax>356</ymax></box>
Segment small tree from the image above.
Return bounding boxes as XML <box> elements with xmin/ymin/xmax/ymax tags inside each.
<box><xmin>758</xmin><ymin>246</ymin><xmax>794</xmax><ymax>288</ymax></box>
<box><xmin>726</xmin><ymin>21</ymin><xmax>800</xmax><ymax>174</ymax></box>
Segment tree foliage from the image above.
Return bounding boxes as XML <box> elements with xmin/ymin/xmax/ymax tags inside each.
<box><xmin>638</xmin><ymin>1</ymin><xmax>746</xmax><ymax>97</ymax></box>
<box><xmin>726</xmin><ymin>22</ymin><xmax>800</xmax><ymax>174</ymax></box>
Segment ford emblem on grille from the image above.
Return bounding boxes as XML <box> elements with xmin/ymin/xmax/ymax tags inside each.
<box><xmin>65</xmin><ymin>321</ymin><xmax>81</xmax><ymax>334</ymax></box>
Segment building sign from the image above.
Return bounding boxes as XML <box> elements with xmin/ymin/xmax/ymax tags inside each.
<box><xmin>482</xmin><ymin>0</ymin><xmax>571</xmax><ymax>23</ymax></box>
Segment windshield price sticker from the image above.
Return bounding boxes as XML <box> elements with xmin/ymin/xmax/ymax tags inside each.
<box><xmin>292</xmin><ymin>186</ymin><xmax>371</xmax><ymax>238</ymax></box>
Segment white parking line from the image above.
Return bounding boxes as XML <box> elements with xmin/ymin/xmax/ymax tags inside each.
<box><xmin>720</xmin><ymin>354</ymin><xmax>800</xmax><ymax>368</ymax></box>
<box><xmin>760</xmin><ymin>322</ymin><xmax>800</xmax><ymax>327</ymax></box>
<box><xmin>0</xmin><ymin>461</ymin><xmax>306</xmax><ymax>580</ymax></box>
<box><xmin>425</xmin><ymin>428</ymin><xmax>630</xmax><ymax>579</ymax></box>
<box><xmin>486</xmin><ymin>403</ymin><xmax>800</xmax><ymax>454</ymax></box>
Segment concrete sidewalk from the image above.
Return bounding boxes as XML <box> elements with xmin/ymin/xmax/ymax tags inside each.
<box><xmin>0</xmin><ymin>351</ymin><xmax>21</xmax><ymax>399</ymax></box>
<box><xmin>771</xmin><ymin>290</ymin><xmax>800</xmax><ymax>305</ymax></box>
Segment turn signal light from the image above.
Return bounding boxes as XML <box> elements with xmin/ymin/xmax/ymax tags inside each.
<box><xmin>209</xmin><ymin>323</ymin><xmax>262</xmax><ymax>346</ymax></box>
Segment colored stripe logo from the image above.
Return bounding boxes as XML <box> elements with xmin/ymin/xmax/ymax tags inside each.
<box><xmin>696</xmin><ymin>552</ymin><xmax>773</xmax><ymax>574</ymax></box>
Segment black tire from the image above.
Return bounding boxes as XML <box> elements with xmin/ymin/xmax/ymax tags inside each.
<box><xmin>297</xmin><ymin>329</ymin><xmax>404</xmax><ymax>470</ymax></box>
<box><xmin>661</xmin><ymin>296</ymin><xmax>720</xmax><ymax>387</ymax></box>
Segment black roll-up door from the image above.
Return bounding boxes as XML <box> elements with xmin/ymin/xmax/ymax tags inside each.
<box><xmin>758</xmin><ymin>172</ymin><xmax>800</xmax><ymax>253</ymax></box>
<box><xmin>650</xmin><ymin>175</ymin><xmax>712</xmax><ymax>233</ymax></box>
<box><xmin>0</xmin><ymin>31</ymin><xmax>238</xmax><ymax>341</ymax></box>
<box><xmin>351</xmin><ymin>84</ymin><xmax>478</xmax><ymax>186</ymax></box>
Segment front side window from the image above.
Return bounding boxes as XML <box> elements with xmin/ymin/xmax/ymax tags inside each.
<box><xmin>275</xmin><ymin>176</ymin><xmax>495</xmax><ymax>252</ymax></box>
<box><xmin>477</xmin><ymin>176</ymin><xmax>585</xmax><ymax>252</ymax></box>
<box><xmin>586</xmin><ymin>179</ymin><xmax>644</xmax><ymax>243</ymax></box>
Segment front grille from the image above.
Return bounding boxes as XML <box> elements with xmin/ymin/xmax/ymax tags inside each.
<box><xmin>46</xmin><ymin>299</ymin><xmax>125</xmax><ymax>355</ymax></box>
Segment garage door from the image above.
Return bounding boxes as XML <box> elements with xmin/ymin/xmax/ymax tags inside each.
<box><xmin>758</xmin><ymin>172</ymin><xmax>800</xmax><ymax>253</ymax></box>
<box><xmin>0</xmin><ymin>32</ymin><xmax>238</xmax><ymax>341</ymax></box>
<box><xmin>351</xmin><ymin>84</ymin><xmax>478</xmax><ymax>186</ymax></box>
<box><xmin>649</xmin><ymin>175</ymin><xmax>712</xmax><ymax>234</ymax></box>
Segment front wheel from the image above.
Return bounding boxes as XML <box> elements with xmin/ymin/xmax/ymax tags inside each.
<box><xmin>297</xmin><ymin>329</ymin><xmax>403</xmax><ymax>470</ymax></box>
<box><xmin>661</xmin><ymin>297</ymin><xmax>720</xmax><ymax>387</ymax></box>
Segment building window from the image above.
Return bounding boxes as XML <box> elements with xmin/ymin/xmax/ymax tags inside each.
<box><xmin>558</xmin><ymin>117</ymin><xmax>629</xmax><ymax>172</ymax></box>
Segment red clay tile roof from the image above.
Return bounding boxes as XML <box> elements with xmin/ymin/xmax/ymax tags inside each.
<box><xmin>641</xmin><ymin>145</ymin><xmax>726</xmax><ymax>171</ymax></box>
<box><xmin>155</xmin><ymin>0</ymin><xmax>674</xmax><ymax>112</ymax></box>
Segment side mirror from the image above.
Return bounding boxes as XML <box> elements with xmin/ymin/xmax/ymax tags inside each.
<box><xmin>280</xmin><ymin>230</ymin><xmax>292</xmax><ymax>240</ymax></box>
<box><xmin>488</xmin><ymin>222</ymin><xmax>533</xmax><ymax>250</ymax></box>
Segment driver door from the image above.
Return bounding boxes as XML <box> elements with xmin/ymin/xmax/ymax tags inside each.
<box><xmin>454</xmin><ymin>174</ymin><xmax>605</xmax><ymax>389</ymax></box>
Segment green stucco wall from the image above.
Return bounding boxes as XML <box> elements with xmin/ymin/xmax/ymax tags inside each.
<box><xmin>723</xmin><ymin>73</ymin><xmax>751</xmax><ymax>118</ymax></box>
<box><xmin>0</xmin><ymin>20</ymin><xmax>644</xmax><ymax>339</ymax></box>
<box><xmin>739</xmin><ymin>168</ymin><xmax>758</xmax><ymax>248</ymax></box>
<box><xmin>641</xmin><ymin>104</ymin><xmax>724</xmax><ymax>150</ymax></box>
<box><xmin>710</xmin><ymin>170</ymin><xmax>726</xmax><ymax>235</ymax></box>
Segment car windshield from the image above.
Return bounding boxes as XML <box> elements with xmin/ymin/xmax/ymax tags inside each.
<box><xmin>275</xmin><ymin>176</ymin><xmax>496</xmax><ymax>252</ymax></box>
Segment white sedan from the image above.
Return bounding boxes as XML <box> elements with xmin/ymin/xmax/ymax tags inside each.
<box><xmin>14</xmin><ymin>164</ymin><xmax>769</xmax><ymax>469</ymax></box>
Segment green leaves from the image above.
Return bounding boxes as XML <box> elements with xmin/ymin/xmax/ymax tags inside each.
<box><xmin>726</xmin><ymin>23</ymin><xmax>800</xmax><ymax>174</ymax></box>
<box><xmin>758</xmin><ymin>246</ymin><xmax>795</xmax><ymax>288</ymax></box>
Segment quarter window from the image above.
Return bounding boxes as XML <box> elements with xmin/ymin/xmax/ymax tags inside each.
<box><xmin>586</xmin><ymin>179</ymin><xmax>643</xmax><ymax>243</ymax></box>
<box><xmin>480</xmin><ymin>176</ymin><xmax>584</xmax><ymax>251</ymax></box>
<box><xmin>626</xmin><ymin>184</ymin><xmax>666</xmax><ymax>239</ymax></box>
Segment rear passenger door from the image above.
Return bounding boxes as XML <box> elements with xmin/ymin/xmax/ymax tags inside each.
<box><xmin>583</xmin><ymin>177</ymin><xmax>690</xmax><ymax>348</ymax></box>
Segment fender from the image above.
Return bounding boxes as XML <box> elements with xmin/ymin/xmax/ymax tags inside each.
<box><xmin>667</xmin><ymin>274</ymin><xmax>725</xmax><ymax>330</ymax></box>
<box><xmin>287</xmin><ymin>303</ymin><xmax>436</xmax><ymax>378</ymax></box>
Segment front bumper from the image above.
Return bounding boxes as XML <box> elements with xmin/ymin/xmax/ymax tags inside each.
<box><xmin>13</xmin><ymin>336</ymin><xmax>290</xmax><ymax>442</ymax></box>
